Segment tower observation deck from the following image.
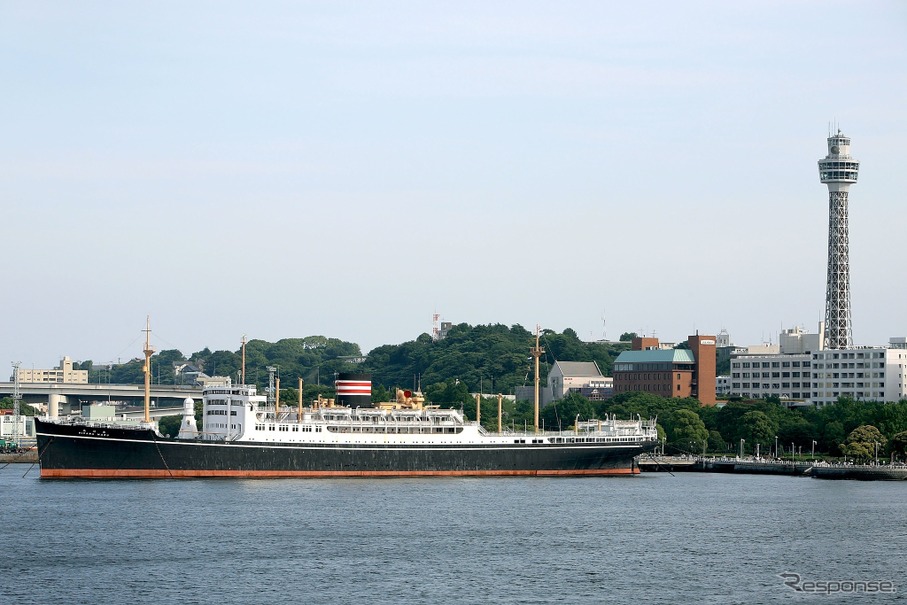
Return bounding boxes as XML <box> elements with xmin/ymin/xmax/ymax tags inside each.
<box><xmin>818</xmin><ymin>130</ymin><xmax>860</xmax><ymax>349</ymax></box>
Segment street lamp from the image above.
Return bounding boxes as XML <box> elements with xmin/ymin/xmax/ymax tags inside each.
<box><xmin>739</xmin><ymin>438</ymin><xmax>745</xmax><ymax>458</ymax></box>
<box><xmin>775</xmin><ymin>436</ymin><xmax>779</xmax><ymax>459</ymax></box>
<box><xmin>812</xmin><ymin>440</ymin><xmax>817</xmax><ymax>458</ymax></box>
<box><xmin>875</xmin><ymin>441</ymin><xmax>880</xmax><ymax>465</ymax></box>
<box><xmin>791</xmin><ymin>442</ymin><xmax>794</xmax><ymax>462</ymax></box>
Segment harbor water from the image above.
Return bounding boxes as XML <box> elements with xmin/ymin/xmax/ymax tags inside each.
<box><xmin>1</xmin><ymin>465</ymin><xmax>903</xmax><ymax>604</ymax></box>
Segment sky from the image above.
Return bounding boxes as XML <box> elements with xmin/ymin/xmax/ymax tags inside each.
<box><xmin>2</xmin><ymin>1</ymin><xmax>906</xmax><ymax>370</ymax></box>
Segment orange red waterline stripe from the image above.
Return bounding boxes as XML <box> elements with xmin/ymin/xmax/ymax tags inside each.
<box><xmin>40</xmin><ymin>468</ymin><xmax>639</xmax><ymax>479</ymax></box>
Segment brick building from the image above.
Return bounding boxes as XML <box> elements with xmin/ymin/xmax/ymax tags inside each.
<box><xmin>612</xmin><ymin>334</ymin><xmax>717</xmax><ymax>405</ymax></box>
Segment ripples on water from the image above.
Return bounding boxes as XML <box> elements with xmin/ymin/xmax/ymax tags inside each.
<box><xmin>1</xmin><ymin>467</ymin><xmax>903</xmax><ymax>604</ymax></box>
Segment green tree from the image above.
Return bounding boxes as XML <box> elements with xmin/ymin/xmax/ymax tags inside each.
<box><xmin>739</xmin><ymin>411</ymin><xmax>778</xmax><ymax>450</ymax></box>
<box><xmin>0</xmin><ymin>397</ymin><xmax>37</xmax><ymax>416</ymax></box>
<box><xmin>890</xmin><ymin>430</ymin><xmax>907</xmax><ymax>461</ymax></box>
<box><xmin>619</xmin><ymin>332</ymin><xmax>638</xmax><ymax>342</ymax></box>
<box><xmin>509</xmin><ymin>399</ymin><xmax>535</xmax><ymax>432</ymax></box>
<box><xmin>371</xmin><ymin>384</ymin><xmax>391</xmax><ymax>404</ymax></box>
<box><xmin>425</xmin><ymin>379</ymin><xmax>471</xmax><ymax>409</ymax></box>
<box><xmin>777</xmin><ymin>414</ymin><xmax>814</xmax><ymax>446</ymax></box>
<box><xmin>158</xmin><ymin>415</ymin><xmax>182</xmax><ymax>437</ymax></box>
<box><xmin>665</xmin><ymin>408</ymin><xmax>708</xmax><ymax>453</ymax></box>
<box><xmin>821</xmin><ymin>421</ymin><xmax>847</xmax><ymax>455</ymax></box>
<box><xmin>541</xmin><ymin>393</ymin><xmax>595</xmax><ymax>432</ymax></box>
<box><xmin>840</xmin><ymin>425</ymin><xmax>886</xmax><ymax>463</ymax></box>
<box><xmin>707</xmin><ymin>430</ymin><xmax>727</xmax><ymax>453</ymax></box>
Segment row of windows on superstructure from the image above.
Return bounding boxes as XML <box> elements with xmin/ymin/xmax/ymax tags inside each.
<box><xmin>250</xmin><ymin>424</ymin><xmax>464</xmax><ymax>434</ymax></box>
<box><xmin>206</xmin><ymin>409</ymin><xmax>237</xmax><ymax>416</ymax></box>
<box><xmin>327</xmin><ymin>426</ymin><xmax>464</xmax><ymax>434</ymax></box>
<box><xmin>319</xmin><ymin>414</ymin><xmax>455</xmax><ymax>423</ymax></box>
<box><xmin>549</xmin><ymin>436</ymin><xmax>639</xmax><ymax>444</ymax></box>
<box><xmin>255</xmin><ymin>424</ymin><xmax>322</xmax><ymax>432</ymax></box>
<box><xmin>206</xmin><ymin>398</ymin><xmax>240</xmax><ymax>406</ymax></box>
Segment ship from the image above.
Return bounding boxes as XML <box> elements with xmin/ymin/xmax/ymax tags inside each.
<box><xmin>34</xmin><ymin>326</ymin><xmax>659</xmax><ymax>478</ymax></box>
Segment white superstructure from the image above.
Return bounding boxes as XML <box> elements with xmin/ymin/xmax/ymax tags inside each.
<box><xmin>191</xmin><ymin>382</ymin><xmax>656</xmax><ymax>446</ymax></box>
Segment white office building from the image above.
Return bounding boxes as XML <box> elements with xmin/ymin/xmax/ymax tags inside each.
<box><xmin>730</xmin><ymin>333</ymin><xmax>907</xmax><ymax>406</ymax></box>
<box><xmin>810</xmin><ymin>344</ymin><xmax>907</xmax><ymax>406</ymax></box>
<box><xmin>730</xmin><ymin>353</ymin><xmax>812</xmax><ymax>401</ymax></box>
<box><xmin>729</xmin><ymin>325</ymin><xmax>822</xmax><ymax>401</ymax></box>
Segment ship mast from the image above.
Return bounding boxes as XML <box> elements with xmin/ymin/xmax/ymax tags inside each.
<box><xmin>142</xmin><ymin>316</ymin><xmax>154</xmax><ymax>424</ymax></box>
<box><xmin>11</xmin><ymin>362</ymin><xmax>22</xmax><ymax>445</ymax></box>
<box><xmin>530</xmin><ymin>326</ymin><xmax>544</xmax><ymax>434</ymax></box>
<box><xmin>497</xmin><ymin>393</ymin><xmax>503</xmax><ymax>434</ymax></box>
<box><xmin>241</xmin><ymin>335</ymin><xmax>246</xmax><ymax>385</ymax></box>
<box><xmin>298</xmin><ymin>378</ymin><xmax>304</xmax><ymax>424</ymax></box>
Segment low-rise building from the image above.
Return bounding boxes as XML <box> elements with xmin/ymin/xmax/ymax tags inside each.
<box><xmin>0</xmin><ymin>412</ymin><xmax>36</xmax><ymax>441</ymax></box>
<box><xmin>515</xmin><ymin>360</ymin><xmax>612</xmax><ymax>405</ymax></box>
<box><xmin>546</xmin><ymin>361</ymin><xmax>610</xmax><ymax>404</ymax></box>
<box><xmin>12</xmin><ymin>356</ymin><xmax>88</xmax><ymax>384</ymax></box>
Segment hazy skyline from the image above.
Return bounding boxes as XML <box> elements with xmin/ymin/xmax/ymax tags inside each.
<box><xmin>3</xmin><ymin>2</ymin><xmax>906</xmax><ymax>369</ymax></box>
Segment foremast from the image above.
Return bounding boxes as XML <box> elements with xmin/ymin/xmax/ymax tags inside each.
<box><xmin>530</xmin><ymin>326</ymin><xmax>544</xmax><ymax>434</ymax></box>
<box><xmin>142</xmin><ymin>316</ymin><xmax>154</xmax><ymax>424</ymax></box>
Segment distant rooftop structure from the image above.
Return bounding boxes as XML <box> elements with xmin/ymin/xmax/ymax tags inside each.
<box><xmin>615</xmin><ymin>349</ymin><xmax>696</xmax><ymax>364</ymax></box>
<box><xmin>552</xmin><ymin>361</ymin><xmax>604</xmax><ymax>378</ymax></box>
<box><xmin>431</xmin><ymin>313</ymin><xmax>452</xmax><ymax>341</ymax></box>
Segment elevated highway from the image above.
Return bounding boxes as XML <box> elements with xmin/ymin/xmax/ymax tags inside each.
<box><xmin>0</xmin><ymin>382</ymin><xmax>204</xmax><ymax>410</ymax></box>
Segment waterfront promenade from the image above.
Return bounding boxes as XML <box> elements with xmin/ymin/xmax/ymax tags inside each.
<box><xmin>639</xmin><ymin>455</ymin><xmax>907</xmax><ymax>480</ymax></box>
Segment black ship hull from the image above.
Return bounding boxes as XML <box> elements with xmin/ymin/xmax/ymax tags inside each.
<box><xmin>35</xmin><ymin>418</ymin><xmax>656</xmax><ymax>478</ymax></box>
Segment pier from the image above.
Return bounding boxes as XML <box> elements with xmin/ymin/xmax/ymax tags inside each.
<box><xmin>638</xmin><ymin>455</ymin><xmax>907</xmax><ymax>480</ymax></box>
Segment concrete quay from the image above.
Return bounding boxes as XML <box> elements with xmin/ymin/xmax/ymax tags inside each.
<box><xmin>639</xmin><ymin>455</ymin><xmax>907</xmax><ymax>480</ymax></box>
